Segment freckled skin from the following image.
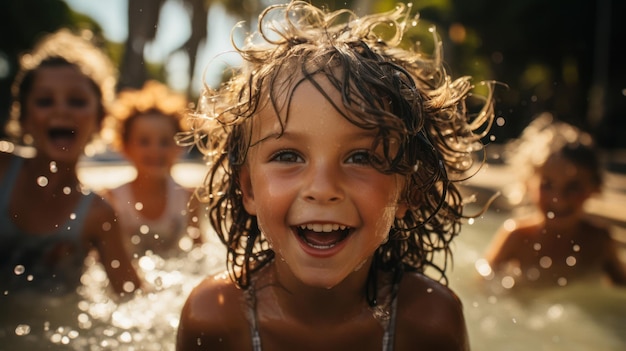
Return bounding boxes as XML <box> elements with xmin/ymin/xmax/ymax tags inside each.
<box><xmin>485</xmin><ymin>155</ymin><xmax>626</xmax><ymax>287</ymax></box>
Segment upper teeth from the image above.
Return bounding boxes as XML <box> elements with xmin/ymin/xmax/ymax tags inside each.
<box><xmin>299</xmin><ymin>224</ymin><xmax>347</xmax><ymax>232</ymax></box>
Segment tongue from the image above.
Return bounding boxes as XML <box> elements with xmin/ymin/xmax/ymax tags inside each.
<box><xmin>303</xmin><ymin>230</ymin><xmax>343</xmax><ymax>246</ymax></box>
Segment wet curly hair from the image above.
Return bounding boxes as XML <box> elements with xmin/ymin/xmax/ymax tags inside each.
<box><xmin>502</xmin><ymin>112</ymin><xmax>602</xmax><ymax>207</ymax></box>
<box><xmin>181</xmin><ymin>1</ymin><xmax>495</xmax><ymax>305</ymax></box>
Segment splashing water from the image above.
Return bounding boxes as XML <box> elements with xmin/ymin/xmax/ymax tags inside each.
<box><xmin>0</xmin><ymin>235</ymin><xmax>226</xmax><ymax>350</ymax></box>
<box><xmin>2</xmin><ymin>203</ymin><xmax>625</xmax><ymax>350</ymax></box>
<box><xmin>452</xmin><ymin>205</ymin><xmax>626</xmax><ymax>351</ymax></box>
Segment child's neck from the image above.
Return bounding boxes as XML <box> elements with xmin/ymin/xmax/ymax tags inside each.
<box><xmin>23</xmin><ymin>156</ymin><xmax>80</xmax><ymax>191</ymax></box>
<box><xmin>264</xmin><ymin>259</ymin><xmax>374</xmax><ymax>324</ymax></box>
<box><xmin>542</xmin><ymin>215</ymin><xmax>585</xmax><ymax>238</ymax></box>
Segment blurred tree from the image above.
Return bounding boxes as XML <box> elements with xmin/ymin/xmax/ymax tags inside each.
<box><xmin>0</xmin><ymin>0</ymin><xmax>106</xmax><ymax>138</ymax></box>
<box><xmin>119</xmin><ymin>0</ymin><xmax>167</xmax><ymax>90</ymax></box>
<box><xmin>168</xmin><ymin>0</ymin><xmax>211</xmax><ymax>97</ymax></box>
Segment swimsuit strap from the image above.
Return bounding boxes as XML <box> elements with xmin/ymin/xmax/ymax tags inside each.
<box><xmin>381</xmin><ymin>274</ymin><xmax>401</xmax><ymax>351</ymax></box>
<box><xmin>0</xmin><ymin>155</ymin><xmax>23</xmax><ymax>211</ymax></box>
<box><xmin>245</xmin><ymin>284</ymin><xmax>263</xmax><ymax>351</ymax></box>
<box><xmin>382</xmin><ymin>292</ymin><xmax>398</xmax><ymax>351</ymax></box>
<box><xmin>244</xmin><ymin>272</ymin><xmax>400</xmax><ymax>351</ymax></box>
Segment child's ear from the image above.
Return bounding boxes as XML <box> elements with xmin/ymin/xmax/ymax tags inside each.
<box><xmin>395</xmin><ymin>202</ymin><xmax>408</xmax><ymax>219</ymax></box>
<box><xmin>239</xmin><ymin>165</ymin><xmax>257</xmax><ymax>215</ymax></box>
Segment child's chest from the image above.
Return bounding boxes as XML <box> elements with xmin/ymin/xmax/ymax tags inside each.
<box><xmin>258</xmin><ymin>316</ymin><xmax>387</xmax><ymax>351</ymax></box>
<box><xmin>9</xmin><ymin>183</ymin><xmax>84</xmax><ymax>235</ymax></box>
<box><xmin>515</xmin><ymin>232</ymin><xmax>605</xmax><ymax>278</ymax></box>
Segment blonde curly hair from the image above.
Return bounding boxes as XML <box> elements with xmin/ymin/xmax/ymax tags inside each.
<box><xmin>103</xmin><ymin>80</ymin><xmax>190</xmax><ymax>152</ymax></box>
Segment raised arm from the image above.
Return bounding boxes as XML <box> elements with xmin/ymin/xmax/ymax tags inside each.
<box><xmin>85</xmin><ymin>196</ymin><xmax>143</xmax><ymax>296</ymax></box>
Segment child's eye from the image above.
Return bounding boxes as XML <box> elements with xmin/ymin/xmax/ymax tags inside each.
<box><xmin>346</xmin><ymin>150</ymin><xmax>373</xmax><ymax>165</ymax></box>
<box><xmin>34</xmin><ymin>97</ymin><xmax>54</xmax><ymax>107</ymax></box>
<box><xmin>68</xmin><ymin>97</ymin><xmax>88</xmax><ymax>107</ymax></box>
<box><xmin>270</xmin><ymin>150</ymin><xmax>303</xmax><ymax>163</ymax></box>
<box><xmin>564</xmin><ymin>183</ymin><xmax>583</xmax><ymax>197</ymax></box>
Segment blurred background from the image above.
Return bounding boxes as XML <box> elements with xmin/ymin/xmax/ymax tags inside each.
<box><xmin>1</xmin><ymin>0</ymin><xmax>625</xmax><ymax>151</ymax></box>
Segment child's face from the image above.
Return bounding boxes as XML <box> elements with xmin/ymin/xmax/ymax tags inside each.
<box><xmin>123</xmin><ymin>113</ymin><xmax>181</xmax><ymax>179</ymax></box>
<box><xmin>531</xmin><ymin>154</ymin><xmax>598</xmax><ymax>222</ymax></box>
<box><xmin>22</xmin><ymin>65</ymin><xmax>101</xmax><ymax>163</ymax></box>
<box><xmin>239</xmin><ymin>77</ymin><xmax>407</xmax><ymax>289</ymax></box>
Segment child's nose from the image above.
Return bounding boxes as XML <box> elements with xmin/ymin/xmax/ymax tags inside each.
<box><xmin>52</xmin><ymin>101</ymin><xmax>70</xmax><ymax>117</ymax></box>
<box><xmin>301</xmin><ymin>162</ymin><xmax>344</xmax><ymax>204</ymax></box>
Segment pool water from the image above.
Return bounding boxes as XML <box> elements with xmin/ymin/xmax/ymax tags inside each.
<box><xmin>449</xmin><ymin>206</ymin><xmax>626</xmax><ymax>351</ymax></box>
<box><xmin>1</xmin><ymin>202</ymin><xmax>625</xmax><ymax>350</ymax></box>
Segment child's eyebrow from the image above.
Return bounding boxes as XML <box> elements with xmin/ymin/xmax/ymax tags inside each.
<box><xmin>256</xmin><ymin>129</ymin><xmax>379</xmax><ymax>145</ymax></box>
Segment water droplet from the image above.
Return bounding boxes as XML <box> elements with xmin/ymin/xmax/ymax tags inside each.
<box><xmin>135</xmin><ymin>202</ymin><xmax>144</xmax><ymax>211</ymax></box>
<box><xmin>110</xmin><ymin>260</ymin><xmax>120</xmax><ymax>269</ymax></box>
<box><xmin>547</xmin><ymin>304</ymin><xmax>564</xmax><ymax>318</ymax></box>
<box><xmin>123</xmin><ymin>281</ymin><xmax>136</xmax><ymax>293</ymax></box>
<box><xmin>37</xmin><ymin>176</ymin><xmax>48</xmax><ymax>187</ymax></box>
<box><xmin>14</xmin><ymin>265</ymin><xmax>25</xmax><ymax>275</ymax></box>
<box><xmin>503</xmin><ymin>219</ymin><xmax>516</xmax><ymax>231</ymax></box>
<box><xmin>15</xmin><ymin>324</ymin><xmax>31</xmax><ymax>336</ymax></box>
<box><xmin>63</xmin><ymin>186</ymin><xmax>72</xmax><ymax>195</ymax></box>
<box><xmin>527</xmin><ymin>268</ymin><xmax>540</xmax><ymax>281</ymax></box>
<box><xmin>49</xmin><ymin>161</ymin><xmax>58</xmax><ymax>173</ymax></box>
<box><xmin>539</xmin><ymin>256</ymin><xmax>552</xmax><ymax>268</ymax></box>
<box><xmin>120</xmin><ymin>331</ymin><xmax>133</xmax><ymax>343</ymax></box>
<box><xmin>546</xmin><ymin>211</ymin><xmax>555</xmax><ymax>219</ymax></box>
<box><xmin>565</xmin><ymin>256</ymin><xmax>576</xmax><ymax>266</ymax></box>
<box><xmin>474</xmin><ymin>259</ymin><xmax>492</xmax><ymax>277</ymax></box>
<box><xmin>140</xmin><ymin>225</ymin><xmax>150</xmax><ymax>234</ymax></box>
<box><xmin>501</xmin><ymin>276</ymin><xmax>515</xmax><ymax>289</ymax></box>
<box><xmin>70</xmin><ymin>213</ymin><xmax>76</xmax><ymax>220</ymax></box>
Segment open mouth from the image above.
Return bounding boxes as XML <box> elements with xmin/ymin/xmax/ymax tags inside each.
<box><xmin>296</xmin><ymin>223</ymin><xmax>351</xmax><ymax>250</ymax></box>
<box><xmin>48</xmin><ymin>127</ymin><xmax>77</xmax><ymax>146</ymax></box>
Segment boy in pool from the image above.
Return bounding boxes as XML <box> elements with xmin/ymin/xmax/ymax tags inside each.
<box><xmin>0</xmin><ymin>29</ymin><xmax>142</xmax><ymax>296</ymax></box>
<box><xmin>177</xmin><ymin>2</ymin><xmax>495</xmax><ymax>350</ymax></box>
<box><xmin>483</xmin><ymin>113</ymin><xmax>626</xmax><ymax>289</ymax></box>
<box><xmin>102</xmin><ymin>80</ymin><xmax>203</xmax><ymax>260</ymax></box>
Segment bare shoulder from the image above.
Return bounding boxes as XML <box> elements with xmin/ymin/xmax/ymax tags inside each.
<box><xmin>581</xmin><ymin>218</ymin><xmax>610</xmax><ymax>237</ymax></box>
<box><xmin>395</xmin><ymin>272</ymin><xmax>468</xmax><ymax>351</ymax></box>
<box><xmin>177</xmin><ymin>272</ymin><xmax>251</xmax><ymax>351</ymax></box>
